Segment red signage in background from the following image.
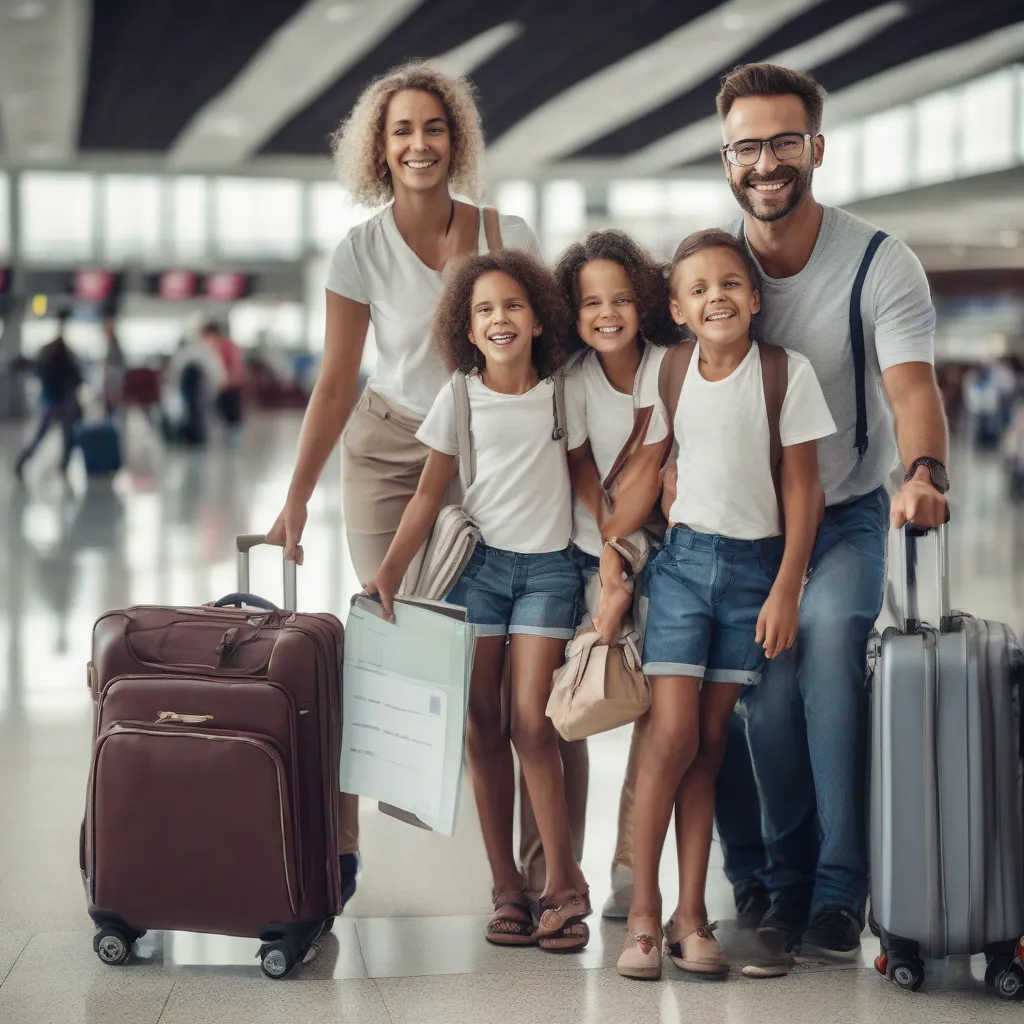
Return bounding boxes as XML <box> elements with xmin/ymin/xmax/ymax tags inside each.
<box><xmin>205</xmin><ymin>271</ymin><xmax>249</xmax><ymax>301</ymax></box>
<box><xmin>159</xmin><ymin>270</ymin><xmax>198</xmax><ymax>299</ymax></box>
<box><xmin>74</xmin><ymin>268</ymin><xmax>117</xmax><ymax>301</ymax></box>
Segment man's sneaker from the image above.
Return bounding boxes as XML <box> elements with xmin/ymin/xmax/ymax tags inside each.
<box><xmin>601</xmin><ymin>863</ymin><xmax>633</xmax><ymax>920</ymax></box>
<box><xmin>798</xmin><ymin>906</ymin><xmax>862</xmax><ymax>959</ymax></box>
<box><xmin>734</xmin><ymin>880</ymin><xmax>771</xmax><ymax>931</ymax></box>
<box><xmin>755</xmin><ymin>899</ymin><xmax>808</xmax><ymax>957</ymax></box>
<box><xmin>339</xmin><ymin>852</ymin><xmax>360</xmax><ymax>908</ymax></box>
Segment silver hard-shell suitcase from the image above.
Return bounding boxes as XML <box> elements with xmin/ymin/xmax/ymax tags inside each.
<box><xmin>870</xmin><ymin>524</ymin><xmax>1024</xmax><ymax>997</ymax></box>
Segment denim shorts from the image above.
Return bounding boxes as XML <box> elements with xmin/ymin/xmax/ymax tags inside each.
<box><xmin>642</xmin><ymin>526</ymin><xmax>784</xmax><ymax>685</ymax></box>
<box><xmin>446</xmin><ymin>542</ymin><xmax>583</xmax><ymax>640</ymax></box>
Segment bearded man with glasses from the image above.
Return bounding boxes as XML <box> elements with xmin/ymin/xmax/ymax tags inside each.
<box><xmin>703</xmin><ymin>63</ymin><xmax>950</xmax><ymax>971</ymax></box>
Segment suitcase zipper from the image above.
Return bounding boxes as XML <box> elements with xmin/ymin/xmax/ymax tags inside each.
<box><xmin>91</xmin><ymin>723</ymin><xmax>300</xmax><ymax>918</ymax></box>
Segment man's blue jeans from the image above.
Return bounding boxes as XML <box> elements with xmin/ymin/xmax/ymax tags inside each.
<box><xmin>725</xmin><ymin>486</ymin><xmax>889</xmax><ymax>921</ymax></box>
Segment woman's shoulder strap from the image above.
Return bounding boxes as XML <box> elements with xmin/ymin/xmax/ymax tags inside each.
<box><xmin>482</xmin><ymin>207</ymin><xmax>503</xmax><ymax>252</ymax></box>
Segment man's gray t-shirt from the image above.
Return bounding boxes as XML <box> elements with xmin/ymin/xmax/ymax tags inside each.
<box><xmin>729</xmin><ymin>205</ymin><xmax>935</xmax><ymax>506</ymax></box>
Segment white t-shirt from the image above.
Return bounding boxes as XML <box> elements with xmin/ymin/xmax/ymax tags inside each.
<box><xmin>728</xmin><ymin>206</ymin><xmax>935</xmax><ymax>505</ymax></box>
<box><xmin>415</xmin><ymin>375</ymin><xmax>572</xmax><ymax>553</ymax></box>
<box><xmin>566</xmin><ymin>345</ymin><xmax>670</xmax><ymax>556</ymax></box>
<box><xmin>667</xmin><ymin>343</ymin><xmax>836</xmax><ymax>540</ymax></box>
<box><xmin>325</xmin><ymin>205</ymin><xmax>541</xmax><ymax>417</ymax></box>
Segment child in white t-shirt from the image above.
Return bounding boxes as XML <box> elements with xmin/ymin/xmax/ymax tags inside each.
<box><xmin>556</xmin><ymin>229</ymin><xmax>677</xmax><ymax>640</ymax></box>
<box><xmin>365</xmin><ymin>249</ymin><xmax>592</xmax><ymax>952</ymax></box>
<box><xmin>617</xmin><ymin>229</ymin><xmax>835</xmax><ymax>981</ymax></box>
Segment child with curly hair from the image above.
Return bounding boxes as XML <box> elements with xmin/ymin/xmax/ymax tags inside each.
<box><xmin>552</xmin><ymin>229</ymin><xmax>678</xmax><ymax>920</ymax></box>
<box><xmin>366</xmin><ymin>248</ymin><xmax>593</xmax><ymax>952</ymax></box>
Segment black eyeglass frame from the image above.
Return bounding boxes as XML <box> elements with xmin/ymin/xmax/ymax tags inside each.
<box><xmin>721</xmin><ymin>132</ymin><xmax>821</xmax><ymax>167</ymax></box>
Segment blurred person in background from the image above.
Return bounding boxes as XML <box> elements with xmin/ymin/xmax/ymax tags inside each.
<box><xmin>200</xmin><ymin>320</ymin><xmax>248</xmax><ymax>433</ymax></box>
<box><xmin>101</xmin><ymin>315</ymin><xmax>126</xmax><ymax>417</ymax></box>
<box><xmin>963</xmin><ymin>364</ymin><xmax>1006</xmax><ymax>450</ymax></box>
<box><xmin>161</xmin><ymin>333</ymin><xmax>225</xmax><ymax>446</ymax></box>
<box><xmin>14</xmin><ymin>311</ymin><xmax>84</xmax><ymax>482</ymax></box>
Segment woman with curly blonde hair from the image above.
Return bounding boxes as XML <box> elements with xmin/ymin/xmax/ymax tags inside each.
<box><xmin>266</xmin><ymin>61</ymin><xmax>540</xmax><ymax>907</ymax></box>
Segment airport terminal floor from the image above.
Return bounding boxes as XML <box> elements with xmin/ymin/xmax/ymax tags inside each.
<box><xmin>1</xmin><ymin>409</ymin><xmax>1022</xmax><ymax>1024</ymax></box>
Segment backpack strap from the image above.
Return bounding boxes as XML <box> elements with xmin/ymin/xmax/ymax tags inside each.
<box><xmin>850</xmin><ymin>230</ymin><xmax>888</xmax><ymax>460</ymax></box>
<box><xmin>552</xmin><ymin>371</ymin><xmax>567</xmax><ymax>444</ymax></box>
<box><xmin>482</xmin><ymin>207</ymin><xmax>503</xmax><ymax>252</ymax></box>
<box><xmin>757</xmin><ymin>341</ymin><xmax>789</xmax><ymax>515</ymax></box>
<box><xmin>657</xmin><ymin>339</ymin><xmax>697</xmax><ymax>429</ymax></box>
<box><xmin>451</xmin><ymin>371</ymin><xmax>475</xmax><ymax>491</ymax></box>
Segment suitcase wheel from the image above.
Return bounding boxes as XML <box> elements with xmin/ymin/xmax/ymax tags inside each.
<box><xmin>259</xmin><ymin>940</ymin><xmax>296</xmax><ymax>980</ymax></box>
<box><xmin>93</xmin><ymin>927</ymin><xmax>132</xmax><ymax>967</ymax></box>
<box><xmin>985</xmin><ymin>955</ymin><xmax>1024</xmax><ymax>1001</ymax></box>
<box><xmin>886</xmin><ymin>955</ymin><xmax>925</xmax><ymax>992</ymax></box>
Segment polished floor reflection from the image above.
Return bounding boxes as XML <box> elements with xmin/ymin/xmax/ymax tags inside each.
<box><xmin>1</xmin><ymin>410</ymin><xmax>1022</xmax><ymax>1023</ymax></box>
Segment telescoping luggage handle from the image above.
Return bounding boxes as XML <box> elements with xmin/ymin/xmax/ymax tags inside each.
<box><xmin>231</xmin><ymin>533</ymin><xmax>297</xmax><ymax>613</ymax></box>
<box><xmin>901</xmin><ymin>522</ymin><xmax>951</xmax><ymax>634</ymax></box>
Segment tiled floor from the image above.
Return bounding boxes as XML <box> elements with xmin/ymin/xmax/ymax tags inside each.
<box><xmin>1</xmin><ymin>409</ymin><xmax>1022</xmax><ymax>1023</ymax></box>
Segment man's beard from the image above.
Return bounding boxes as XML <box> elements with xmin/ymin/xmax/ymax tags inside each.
<box><xmin>729</xmin><ymin>163</ymin><xmax>813</xmax><ymax>222</ymax></box>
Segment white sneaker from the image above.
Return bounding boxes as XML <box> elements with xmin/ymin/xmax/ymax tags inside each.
<box><xmin>602</xmin><ymin>863</ymin><xmax>633</xmax><ymax>920</ymax></box>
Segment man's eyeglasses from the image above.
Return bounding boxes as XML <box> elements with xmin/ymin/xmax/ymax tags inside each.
<box><xmin>721</xmin><ymin>132</ymin><xmax>820</xmax><ymax>167</ymax></box>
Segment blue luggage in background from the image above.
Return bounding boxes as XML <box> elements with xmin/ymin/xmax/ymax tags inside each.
<box><xmin>76</xmin><ymin>419</ymin><xmax>122</xmax><ymax>475</ymax></box>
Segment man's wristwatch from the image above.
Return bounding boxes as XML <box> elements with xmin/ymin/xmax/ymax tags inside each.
<box><xmin>904</xmin><ymin>456</ymin><xmax>949</xmax><ymax>494</ymax></box>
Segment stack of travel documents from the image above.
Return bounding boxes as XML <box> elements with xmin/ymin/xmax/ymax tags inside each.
<box><xmin>341</xmin><ymin>595</ymin><xmax>475</xmax><ymax>836</ymax></box>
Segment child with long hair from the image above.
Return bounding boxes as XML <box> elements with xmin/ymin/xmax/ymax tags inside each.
<box><xmin>366</xmin><ymin>248</ymin><xmax>593</xmax><ymax>951</ymax></box>
<box><xmin>617</xmin><ymin>229</ymin><xmax>834</xmax><ymax>979</ymax></box>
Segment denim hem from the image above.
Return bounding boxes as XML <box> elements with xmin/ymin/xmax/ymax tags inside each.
<box><xmin>642</xmin><ymin>661</ymin><xmax>706</xmax><ymax>679</ymax></box>
<box><xmin>704</xmin><ymin>667</ymin><xmax>761</xmax><ymax>685</ymax></box>
<box><xmin>508</xmin><ymin>624</ymin><xmax>576</xmax><ymax>640</ymax></box>
<box><xmin>471</xmin><ymin>623</ymin><xmax>509</xmax><ymax>638</ymax></box>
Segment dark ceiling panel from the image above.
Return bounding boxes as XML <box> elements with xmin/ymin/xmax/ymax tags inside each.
<box><xmin>575</xmin><ymin>0</ymin><xmax>1024</xmax><ymax>164</ymax></box>
<box><xmin>79</xmin><ymin>0</ymin><xmax>307</xmax><ymax>152</ymax></box>
<box><xmin>260</xmin><ymin>0</ymin><xmax>722</xmax><ymax>156</ymax></box>
<box><xmin>573</xmin><ymin>0</ymin><xmax>886</xmax><ymax>158</ymax></box>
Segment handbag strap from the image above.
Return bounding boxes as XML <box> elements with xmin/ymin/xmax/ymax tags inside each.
<box><xmin>603</xmin><ymin>345</ymin><xmax>655</xmax><ymax>491</ymax></box>
<box><xmin>452</xmin><ymin>371</ymin><xmax>474</xmax><ymax>491</ymax></box>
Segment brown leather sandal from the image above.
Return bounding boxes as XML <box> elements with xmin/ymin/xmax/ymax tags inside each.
<box><xmin>485</xmin><ymin>891</ymin><xmax>536</xmax><ymax>946</ymax></box>
<box><xmin>534</xmin><ymin>888</ymin><xmax>592</xmax><ymax>953</ymax></box>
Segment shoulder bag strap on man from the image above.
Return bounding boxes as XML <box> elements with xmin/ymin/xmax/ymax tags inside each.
<box><xmin>657</xmin><ymin>339</ymin><xmax>697</xmax><ymax>428</ymax></box>
<box><xmin>451</xmin><ymin>372</ymin><xmax>475</xmax><ymax>491</ymax></box>
<box><xmin>482</xmin><ymin>207</ymin><xmax>503</xmax><ymax>252</ymax></box>
<box><xmin>757</xmin><ymin>341</ymin><xmax>789</xmax><ymax>516</ymax></box>
<box><xmin>850</xmin><ymin>230</ymin><xmax>888</xmax><ymax>460</ymax></box>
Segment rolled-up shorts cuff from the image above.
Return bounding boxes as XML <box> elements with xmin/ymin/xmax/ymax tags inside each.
<box><xmin>704</xmin><ymin>667</ymin><xmax>762</xmax><ymax>685</ymax></box>
<box><xmin>471</xmin><ymin>622</ymin><xmax>509</xmax><ymax>638</ymax></box>
<box><xmin>642</xmin><ymin>661</ymin><xmax>706</xmax><ymax>679</ymax></box>
<box><xmin>510</xmin><ymin>624</ymin><xmax>576</xmax><ymax>640</ymax></box>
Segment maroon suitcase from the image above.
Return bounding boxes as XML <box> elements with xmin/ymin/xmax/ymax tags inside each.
<box><xmin>81</xmin><ymin>534</ymin><xmax>343</xmax><ymax>979</ymax></box>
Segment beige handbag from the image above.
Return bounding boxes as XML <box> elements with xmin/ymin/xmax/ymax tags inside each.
<box><xmin>546</xmin><ymin>570</ymin><xmax>650</xmax><ymax>742</ymax></box>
